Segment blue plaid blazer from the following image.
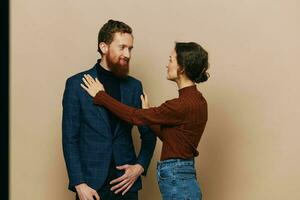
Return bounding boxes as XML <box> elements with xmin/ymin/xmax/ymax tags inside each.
<box><xmin>62</xmin><ymin>64</ymin><xmax>156</xmax><ymax>192</ymax></box>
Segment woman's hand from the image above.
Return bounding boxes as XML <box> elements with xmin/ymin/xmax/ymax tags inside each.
<box><xmin>80</xmin><ymin>74</ymin><xmax>105</xmax><ymax>97</ymax></box>
<box><xmin>140</xmin><ymin>92</ymin><xmax>150</xmax><ymax>109</ymax></box>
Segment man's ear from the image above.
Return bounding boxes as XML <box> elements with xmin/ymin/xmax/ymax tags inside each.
<box><xmin>99</xmin><ymin>42</ymin><xmax>108</xmax><ymax>54</ymax></box>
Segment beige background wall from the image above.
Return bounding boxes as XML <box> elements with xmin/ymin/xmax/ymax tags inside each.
<box><xmin>10</xmin><ymin>0</ymin><xmax>300</xmax><ymax>199</ymax></box>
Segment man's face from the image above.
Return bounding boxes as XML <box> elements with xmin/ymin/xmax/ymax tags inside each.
<box><xmin>105</xmin><ymin>32</ymin><xmax>133</xmax><ymax>78</ymax></box>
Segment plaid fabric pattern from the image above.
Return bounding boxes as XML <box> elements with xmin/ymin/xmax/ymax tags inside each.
<box><xmin>62</xmin><ymin>65</ymin><xmax>156</xmax><ymax>192</ymax></box>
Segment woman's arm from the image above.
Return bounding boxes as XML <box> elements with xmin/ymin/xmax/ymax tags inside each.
<box><xmin>149</xmin><ymin>125</ymin><xmax>164</xmax><ymax>141</ymax></box>
<box><xmin>81</xmin><ymin>74</ymin><xmax>185</xmax><ymax>126</ymax></box>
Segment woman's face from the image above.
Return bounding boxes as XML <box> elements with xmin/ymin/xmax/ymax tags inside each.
<box><xmin>166</xmin><ymin>49</ymin><xmax>180</xmax><ymax>81</ymax></box>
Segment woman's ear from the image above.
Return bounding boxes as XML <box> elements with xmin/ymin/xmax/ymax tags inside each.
<box><xmin>99</xmin><ymin>42</ymin><xmax>108</xmax><ymax>54</ymax></box>
<box><xmin>179</xmin><ymin>68</ymin><xmax>185</xmax><ymax>74</ymax></box>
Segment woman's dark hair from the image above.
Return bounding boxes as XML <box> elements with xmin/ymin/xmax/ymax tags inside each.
<box><xmin>97</xmin><ymin>19</ymin><xmax>132</xmax><ymax>54</ymax></box>
<box><xmin>175</xmin><ymin>42</ymin><xmax>209</xmax><ymax>83</ymax></box>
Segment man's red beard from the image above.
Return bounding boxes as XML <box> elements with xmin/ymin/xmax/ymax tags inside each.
<box><xmin>106</xmin><ymin>56</ymin><xmax>130</xmax><ymax>78</ymax></box>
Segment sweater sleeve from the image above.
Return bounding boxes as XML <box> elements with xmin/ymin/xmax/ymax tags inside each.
<box><xmin>150</xmin><ymin>125</ymin><xmax>164</xmax><ymax>141</ymax></box>
<box><xmin>93</xmin><ymin>91</ymin><xmax>185</xmax><ymax>126</ymax></box>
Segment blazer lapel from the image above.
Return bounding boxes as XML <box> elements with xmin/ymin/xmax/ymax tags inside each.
<box><xmin>88</xmin><ymin>65</ymin><xmax>112</xmax><ymax>133</ymax></box>
<box><xmin>120</xmin><ymin>79</ymin><xmax>132</xmax><ymax>104</ymax></box>
<box><xmin>113</xmin><ymin>79</ymin><xmax>131</xmax><ymax>136</ymax></box>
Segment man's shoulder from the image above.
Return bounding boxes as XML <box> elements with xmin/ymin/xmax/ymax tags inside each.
<box><xmin>66</xmin><ymin>66</ymin><xmax>95</xmax><ymax>83</ymax></box>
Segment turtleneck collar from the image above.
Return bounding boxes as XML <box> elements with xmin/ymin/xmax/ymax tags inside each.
<box><xmin>96</xmin><ymin>59</ymin><xmax>116</xmax><ymax>78</ymax></box>
<box><xmin>178</xmin><ymin>85</ymin><xmax>198</xmax><ymax>97</ymax></box>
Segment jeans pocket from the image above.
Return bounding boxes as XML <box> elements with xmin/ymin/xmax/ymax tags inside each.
<box><xmin>157</xmin><ymin>166</ymin><xmax>174</xmax><ymax>180</ymax></box>
<box><xmin>157</xmin><ymin>167</ymin><xmax>177</xmax><ymax>199</ymax></box>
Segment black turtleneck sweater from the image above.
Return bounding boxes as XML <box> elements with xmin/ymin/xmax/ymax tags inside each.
<box><xmin>96</xmin><ymin>60</ymin><xmax>121</xmax><ymax>133</ymax></box>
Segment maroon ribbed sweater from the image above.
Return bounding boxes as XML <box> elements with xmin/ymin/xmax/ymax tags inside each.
<box><xmin>94</xmin><ymin>85</ymin><xmax>208</xmax><ymax>160</ymax></box>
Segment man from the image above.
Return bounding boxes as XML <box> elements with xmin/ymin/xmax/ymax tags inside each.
<box><xmin>62</xmin><ymin>19</ymin><xmax>156</xmax><ymax>200</ymax></box>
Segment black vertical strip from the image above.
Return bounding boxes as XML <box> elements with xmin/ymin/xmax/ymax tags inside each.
<box><xmin>1</xmin><ymin>0</ymin><xmax>9</xmax><ymax>199</ymax></box>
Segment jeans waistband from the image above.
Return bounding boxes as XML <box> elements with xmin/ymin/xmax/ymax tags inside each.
<box><xmin>157</xmin><ymin>158</ymin><xmax>195</xmax><ymax>168</ymax></box>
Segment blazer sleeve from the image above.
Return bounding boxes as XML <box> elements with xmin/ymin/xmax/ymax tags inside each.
<box><xmin>62</xmin><ymin>78</ymin><xmax>85</xmax><ymax>187</ymax></box>
<box><xmin>133</xmin><ymin>82</ymin><xmax>156</xmax><ymax>176</ymax></box>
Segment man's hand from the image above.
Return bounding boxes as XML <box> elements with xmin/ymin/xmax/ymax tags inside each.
<box><xmin>75</xmin><ymin>183</ymin><xmax>100</xmax><ymax>200</ymax></box>
<box><xmin>81</xmin><ymin>74</ymin><xmax>105</xmax><ymax>97</ymax></box>
<box><xmin>110</xmin><ymin>164</ymin><xmax>144</xmax><ymax>195</ymax></box>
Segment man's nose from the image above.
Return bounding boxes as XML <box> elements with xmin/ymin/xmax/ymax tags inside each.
<box><xmin>123</xmin><ymin>48</ymin><xmax>130</xmax><ymax>58</ymax></box>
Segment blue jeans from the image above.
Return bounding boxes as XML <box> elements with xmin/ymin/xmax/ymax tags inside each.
<box><xmin>156</xmin><ymin>159</ymin><xmax>202</xmax><ymax>200</ymax></box>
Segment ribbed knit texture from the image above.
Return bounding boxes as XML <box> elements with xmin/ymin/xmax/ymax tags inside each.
<box><xmin>94</xmin><ymin>85</ymin><xmax>208</xmax><ymax>160</ymax></box>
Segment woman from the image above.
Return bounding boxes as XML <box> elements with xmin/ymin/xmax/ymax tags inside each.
<box><xmin>81</xmin><ymin>42</ymin><xmax>209</xmax><ymax>200</ymax></box>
